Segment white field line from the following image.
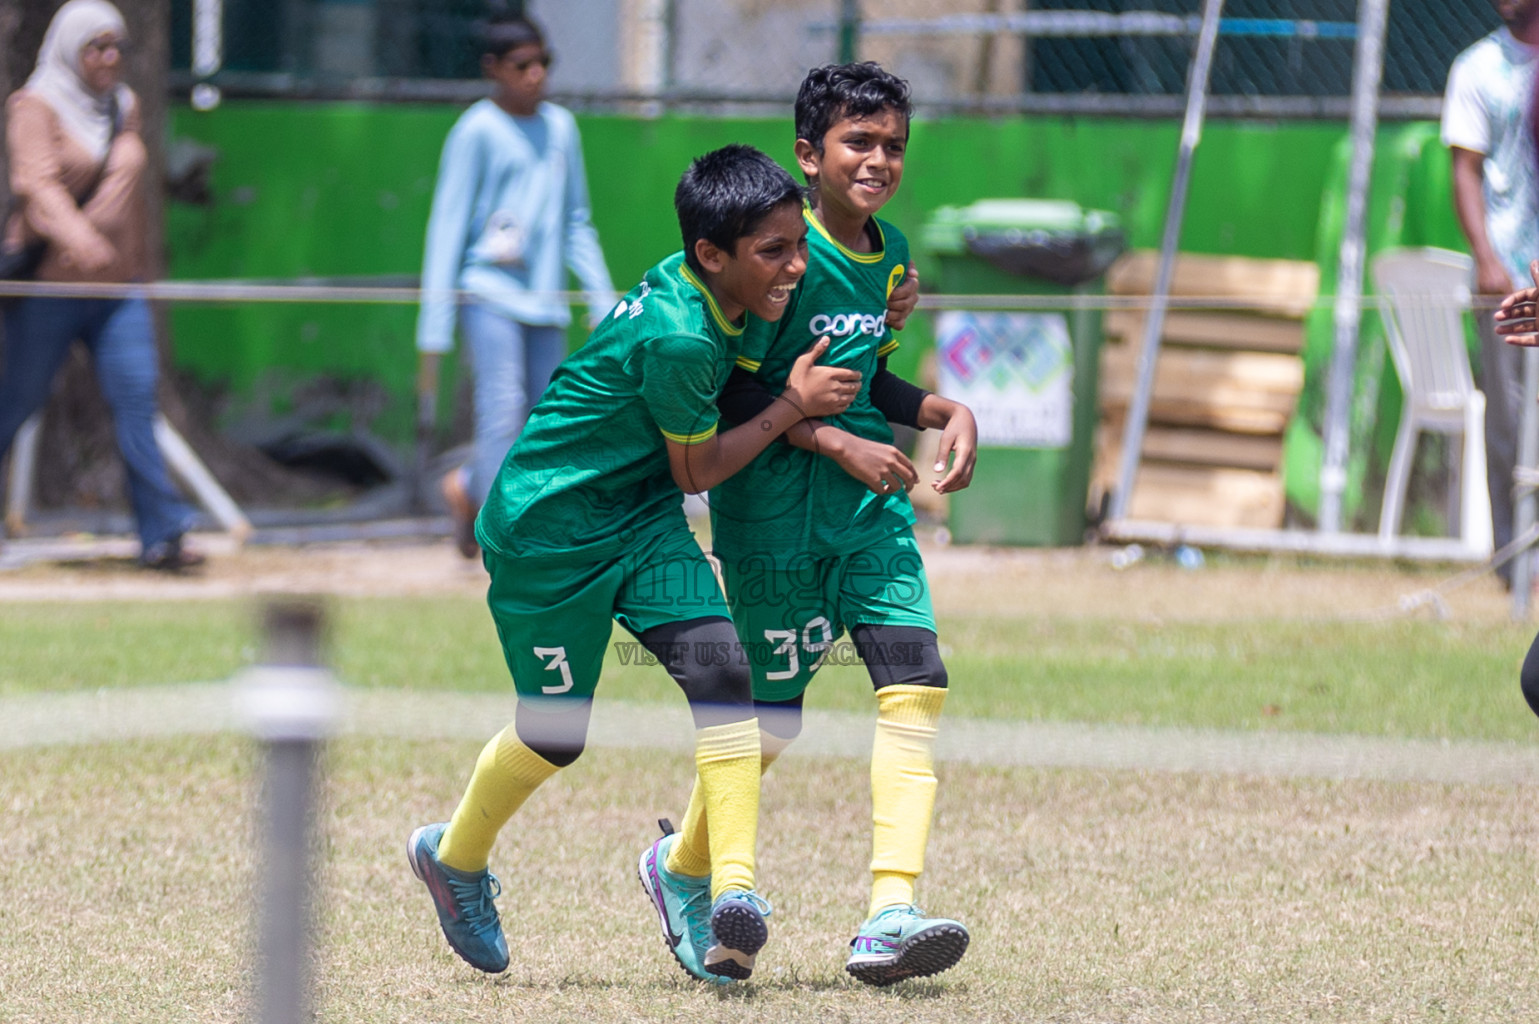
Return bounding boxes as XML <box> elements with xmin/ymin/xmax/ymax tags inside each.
<box><xmin>7</xmin><ymin>683</ymin><xmax>1539</xmax><ymax>787</ymax></box>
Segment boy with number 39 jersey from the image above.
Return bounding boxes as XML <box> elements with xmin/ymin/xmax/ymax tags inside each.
<box><xmin>709</xmin><ymin>211</ymin><xmax>915</xmax><ymax>563</ymax></box>
<box><xmin>643</xmin><ymin>63</ymin><xmax>980</xmax><ymax>988</ymax></box>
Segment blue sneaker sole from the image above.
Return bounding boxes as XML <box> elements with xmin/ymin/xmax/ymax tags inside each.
<box><xmin>705</xmin><ymin>902</ymin><xmax>767</xmax><ymax>980</ymax></box>
<box><xmin>846</xmin><ymin>922</ymin><xmax>970</xmax><ymax>987</ymax></box>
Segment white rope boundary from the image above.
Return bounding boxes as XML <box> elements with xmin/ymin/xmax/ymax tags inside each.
<box><xmin>7</xmin><ymin>682</ymin><xmax>1539</xmax><ymax>787</ymax></box>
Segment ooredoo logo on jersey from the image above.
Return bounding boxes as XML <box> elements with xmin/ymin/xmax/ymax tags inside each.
<box><xmin>807</xmin><ymin>311</ymin><xmax>885</xmax><ymax>339</ymax></box>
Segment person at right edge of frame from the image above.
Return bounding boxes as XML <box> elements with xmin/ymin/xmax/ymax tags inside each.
<box><xmin>1443</xmin><ymin>0</ymin><xmax>1539</xmax><ymax>589</ymax></box>
<box><xmin>1490</xmin><ymin>258</ymin><xmax>1539</xmax><ymax>732</ymax></box>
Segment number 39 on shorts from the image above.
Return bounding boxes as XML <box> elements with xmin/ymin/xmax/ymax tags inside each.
<box><xmin>763</xmin><ymin>616</ymin><xmax>834</xmax><ymax>681</ymax></box>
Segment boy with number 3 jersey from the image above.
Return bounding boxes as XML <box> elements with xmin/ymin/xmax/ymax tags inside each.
<box><xmin>640</xmin><ymin>63</ymin><xmax>978</xmax><ymax>987</ymax></box>
<box><xmin>408</xmin><ymin>145</ymin><xmax>861</xmax><ymax>984</ymax></box>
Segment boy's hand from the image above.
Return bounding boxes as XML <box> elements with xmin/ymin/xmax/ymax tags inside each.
<box><xmin>826</xmin><ymin>434</ymin><xmax>919</xmax><ymax>495</ymax></box>
<box><xmin>932</xmin><ymin>405</ymin><xmax>977</xmax><ymax>494</ymax></box>
<box><xmin>1495</xmin><ymin>260</ymin><xmax>1539</xmax><ymax>348</ymax></box>
<box><xmin>885</xmin><ymin>265</ymin><xmax>920</xmax><ymax>331</ymax></box>
<box><xmin>783</xmin><ymin>336</ymin><xmax>861</xmax><ymax>419</ymax></box>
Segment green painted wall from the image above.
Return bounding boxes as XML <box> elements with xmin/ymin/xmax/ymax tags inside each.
<box><xmin>162</xmin><ymin>103</ymin><xmax>1440</xmax><ymax>513</ymax></box>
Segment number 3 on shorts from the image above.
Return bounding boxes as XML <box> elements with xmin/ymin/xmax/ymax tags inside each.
<box><xmin>763</xmin><ymin>616</ymin><xmax>834</xmax><ymax>681</ymax></box>
<box><xmin>533</xmin><ymin>646</ymin><xmax>575</xmax><ymax>694</ymax></box>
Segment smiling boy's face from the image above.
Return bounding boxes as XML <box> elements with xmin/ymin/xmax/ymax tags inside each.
<box><xmin>796</xmin><ymin>106</ymin><xmax>908</xmax><ymax>222</ymax></box>
<box><xmin>696</xmin><ymin>201</ymin><xmax>809</xmax><ymax>324</ymax></box>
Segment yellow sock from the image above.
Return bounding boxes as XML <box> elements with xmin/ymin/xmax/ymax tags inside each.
<box><xmin>437</xmin><ymin>723</ymin><xmax>560</xmax><ymax>873</ymax></box>
<box><xmin>668</xmin><ymin>728</ymin><xmax>790</xmax><ymax>879</ymax></box>
<box><xmin>869</xmin><ymin>684</ymin><xmax>946</xmax><ymax>918</ymax></box>
<box><xmin>690</xmin><ymin>718</ymin><xmax>762</xmax><ymax>899</ymax></box>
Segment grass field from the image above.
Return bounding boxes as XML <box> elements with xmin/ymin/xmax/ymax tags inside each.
<box><xmin>4</xmin><ymin>542</ymin><xmax>1539</xmax><ymax>1022</ymax></box>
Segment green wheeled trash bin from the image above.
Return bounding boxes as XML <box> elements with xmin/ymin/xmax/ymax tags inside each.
<box><xmin>920</xmin><ymin>199</ymin><xmax>1124</xmax><ymax>546</ymax></box>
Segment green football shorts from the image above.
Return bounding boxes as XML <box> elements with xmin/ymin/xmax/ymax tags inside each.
<box><xmin>484</xmin><ymin>522</ymin><xmax>730</xmax><ymax>702</ymax></box>
<box><xmin>719</xmin><ymin>528</ymin><xmax>937</xmax><ymax>702</ymax></box>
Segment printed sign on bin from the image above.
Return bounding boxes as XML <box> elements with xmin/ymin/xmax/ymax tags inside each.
<box><xmin>935</xmin><ymin>310</ymin><xmax>1073</xmax><ymax>449</ymax></box>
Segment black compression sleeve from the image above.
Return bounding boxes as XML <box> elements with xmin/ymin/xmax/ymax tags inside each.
<box><xmin>718</xmin><ymin>356</ymin><xmax>930</xmax><ymax>430</ymax></box>
<box><xmin>868</xmin><ymin>355</ymin><xmax>929</xmax><ymax>429</ymax></box>
<box><xmin>717</xmin><ymin>365</ymin><xmax>778</xmax><ymax>424</ymax></box>
<box><xmin>635</xmin><ymin>616</ymin><xmax>754</xmax><ymax>730</ymax></box>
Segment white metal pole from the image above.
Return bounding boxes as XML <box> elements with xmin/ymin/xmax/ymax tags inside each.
<box><xmin>154</xmin><ymin>414</ymin><xmax>253</xmax><ymax>543</ymax></box>
<box><xmin>1317</xmin><ymin>0</ymin><xmax>1390</xmax><ymax>533</ymax></box>
<box><xmin>1108</xmin><ymin>0</ymin><xmax>1226</xmax><ymax>523</ymax></box>
<box><xmin>191</xmin><ymin>0</ymin><xmax>223</xmax><ymax>110</ymax></box>
<box><xmin>4</xmin><ymin>414</ymin><xmax>41</xmax><ymax>537</ymax></box>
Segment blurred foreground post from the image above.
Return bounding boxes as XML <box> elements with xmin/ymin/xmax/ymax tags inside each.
<box><xmin>238</xmin><ymin>598</ymin><xmax>340</xmax><ymax>1024</ymax></box>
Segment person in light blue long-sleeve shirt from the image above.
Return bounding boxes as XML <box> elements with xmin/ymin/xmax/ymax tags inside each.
<box><xmin>416</xmin><ymin>14</ymin><xmax>616</xmax><ymax>558</ymax></box>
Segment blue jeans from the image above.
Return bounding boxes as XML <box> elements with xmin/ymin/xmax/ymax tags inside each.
<box><xmin>0</xmin><ymin>296</ymin><xmax>193</xmax><ymax>550</ymax></box>
<box><xmin>462</xmin><ymin>302</ymin><xmax>566</xmax><ymax>505</ymax></box>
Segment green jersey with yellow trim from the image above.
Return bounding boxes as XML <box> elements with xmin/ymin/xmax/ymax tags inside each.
<box><xmin>711</xmin><ymin>209</ymin><xmax>915</xmax><ymax>562</ymax></box>
<box><xmin>477</xmin><ymin>250</ymin><xmax>747</xmax><ymax>561</ymax></box>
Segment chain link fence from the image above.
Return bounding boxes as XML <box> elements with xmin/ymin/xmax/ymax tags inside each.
<box><xmin>171</xmin><ymin>0</ymin><xmax>1500</xmax><ymax>116</ymax></box>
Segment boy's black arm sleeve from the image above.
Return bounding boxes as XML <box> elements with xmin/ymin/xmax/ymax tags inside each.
<box><xmin>716</xmin><ymin>365</ymin><xmax>779</xmax><ymax>424</ymax></box>
<box><xmin>869</xmin><ymin>355</ymin><xmax>929</xmax><ymax>429</ymax></box>
<box><xmin>717</xmin><ymin>356</ymin><xmax>930</xmax><ymax>431</ymax></box>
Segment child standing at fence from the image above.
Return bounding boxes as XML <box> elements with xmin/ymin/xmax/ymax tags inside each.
<box><xmin>638</xmin><ymin>62</ymin><xmax>978</xmax><ymax>987</ymax></box>
<box><xmin>415</xmin><ymin>14</ymin><xmax>616</xmax><ymax>559</ymax></box>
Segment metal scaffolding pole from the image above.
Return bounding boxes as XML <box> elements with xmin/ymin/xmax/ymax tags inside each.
<box><xmin>1107</xmin><ymin>0</ymin><xmax>1226</xmax><ymax>523</ymax></box>
<box><xmin>1317</xmin><ymin>0</ymin><xmax>1391</xmax><ymax>533</ymax></box>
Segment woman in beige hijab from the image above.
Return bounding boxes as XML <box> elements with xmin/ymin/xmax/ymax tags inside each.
<box><xmin>0</xmin><ymin>0</ymin><xmax>201</xmax><ymax>570</ymax></box>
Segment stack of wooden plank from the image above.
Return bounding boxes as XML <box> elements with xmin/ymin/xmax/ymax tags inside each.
<box><xmin>1092</xmin><ymin>251</ymin><xmax>1318</xmax><ymax>529</ymax></box>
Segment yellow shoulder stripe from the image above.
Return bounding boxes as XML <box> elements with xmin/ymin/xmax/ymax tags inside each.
<box><xmin>660</xmin><ymin>422</ymin><xmax>719</xmax><ymax>445</ymax></box>
<box><xmin>679</xmin><ymin>264</ymin><xmax>743</xmax><ymax>336</ymax></box>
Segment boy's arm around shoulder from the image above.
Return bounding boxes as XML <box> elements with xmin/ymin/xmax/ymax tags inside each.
<box><xmin>664</xmin><ymin>337</ymin><xmax>859</xmax><ymax>493</ymax></box>
<box><xmin>715</xmin><ymin>350</ymin><xmax>923</xmax><ymax>496</ymax></box>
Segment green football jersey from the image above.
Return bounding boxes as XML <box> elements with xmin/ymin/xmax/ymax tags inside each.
<box><xmin>477</xmin><ymin>251</ymin><xmax>750</xmax><ymax>561</ymax></box>
<box><xmin>710</xmin><ymin>208</ymin><xmax>916</xmax><ymax>562</ymax></box>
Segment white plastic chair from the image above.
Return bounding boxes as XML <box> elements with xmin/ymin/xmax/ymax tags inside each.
<box><xmin>1371</xmin><ymin>247</ymin><xmax>1492</xmax><ymax>555</ymax></box>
